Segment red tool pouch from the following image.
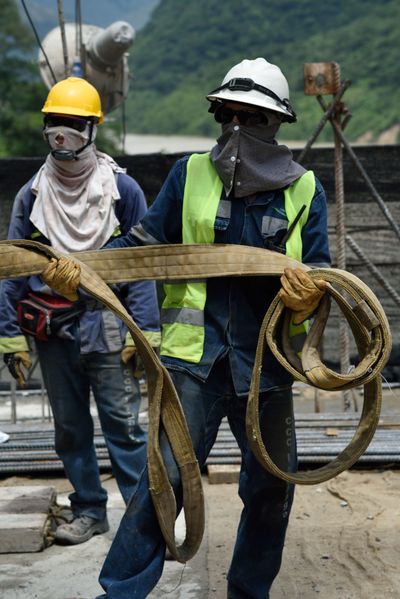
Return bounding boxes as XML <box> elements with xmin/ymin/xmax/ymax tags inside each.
<box><xmin>17</xmin><ymin>292</ymin><xmax>83</xmax><ymax>341</ymax></box>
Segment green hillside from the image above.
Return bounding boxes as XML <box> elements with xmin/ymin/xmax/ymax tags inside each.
<box><xmin>20</xmin><ymin>0</ymin><xmax>160</xmax><ymax>38</ymax></box>
<box><xmin>125</xmin><ymin>0</ymin><xmax>400</xmax><ymax>142</ymax></box>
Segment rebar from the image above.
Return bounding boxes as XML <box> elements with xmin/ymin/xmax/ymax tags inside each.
<box><xmin>1</xmin><ymin>416</ymin><xmax>400</xmax><ymax>474</ymax></box>
<box><xmin>346</xmin><ymin>235</ymin><xmax>400</xmax><ymax>306</ymax></box>
<box><xmin>319</xmin><ymin>99</ymin><xmax>400</xmax><ymax>241</ymax></box>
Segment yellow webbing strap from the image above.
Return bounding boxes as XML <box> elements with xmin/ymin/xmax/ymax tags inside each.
<box><xmin>246</xmin><ymin>268</ymin><xmax>391</xmax><ymax>484</ymax></box>
<box><xmin>0</xmin><ymin>241</ymin><xmax>392</xmax><ymax>557</ymax></box>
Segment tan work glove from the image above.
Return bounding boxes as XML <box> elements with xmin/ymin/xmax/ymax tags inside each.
<box><xmin>121</xmin><ymin>346</ymin><xmax>136</xmax><ymax>365</ymax></box>
<box><xmin>4</xmin><ymin>351</ymin><xmax>32</xmax><ymax>386</ymax></box>
<box><xmin>121</xmin><ymin>346</ymin><xmax>146</xmax><ymax>379</ymax></box>
<box><xmin>41</xmin><ymin>257</ymin><xmax>81</xmax><ymax>302</ymax></box>
<box><xmin>279</xmin><ymin>267</ymin><xmax>327</xmax><ymax>324</ymax></box>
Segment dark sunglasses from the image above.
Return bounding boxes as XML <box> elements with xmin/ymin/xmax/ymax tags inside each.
<box><xmin>214</xmin><ymin>105</ymin><xmax>270</xmax><ymax>126</ymax></box>
<box><xmin>44</xmin><ymin>115</ymin><xmax>90</xmax><ymax>132</ymax></box>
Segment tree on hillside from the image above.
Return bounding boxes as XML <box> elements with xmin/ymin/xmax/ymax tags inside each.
<box><xmin>124</xmin><ymin>0</ymin><xmax>400</xmax><ymax>142</ymax></box>
<box><xmin>0</xmin><ymin>0</ymin><xmax>49</xmax><ymax>156</ymax></box>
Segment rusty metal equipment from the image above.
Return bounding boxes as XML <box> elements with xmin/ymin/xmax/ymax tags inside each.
<box><xmin>298</xmin><ymin>62</ymin><xmax>400</xmax><ymax>412</ymax></box>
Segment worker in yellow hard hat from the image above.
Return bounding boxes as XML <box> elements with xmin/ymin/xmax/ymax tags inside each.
<box><xmin>41</xmin><ymin>76</ymin><xmax>104</xmax><ymax>161</ymax></box>
<box><xmin>0</xmin><ymin>76</ymin><xmax>160</xmax><ymax>546</ymax></box>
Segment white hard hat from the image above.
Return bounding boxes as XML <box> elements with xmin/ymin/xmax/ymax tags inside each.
<box><xmin>206</xmin><ymin>57</ymin><xmax>296</xmax><ymax>122</ymax></box>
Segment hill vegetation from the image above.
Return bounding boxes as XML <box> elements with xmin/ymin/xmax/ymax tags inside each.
<box><xmin>124</xmin><ymin>0</ymin><xmax>400</xmax><ymax>143</ymax></box>
<box><xmin>0</xmin><ymin>0</ymin><xmax>47</xmax><ymax>156</ymax></box>
<box><xmin>1</xmin><ymin>0</ymin><xmax>399</xmax><ymax>156</ymax></box>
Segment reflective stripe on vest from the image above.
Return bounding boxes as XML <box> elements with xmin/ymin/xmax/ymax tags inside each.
<box><xmin>284</xmin><ymin>169</ymin><xmax>315</xmax><ymax>344</ymax></box>
<box><xmin>160</xmin><ymin>152</ymin><xmax>315</xmax><ymax>363</ymax></box>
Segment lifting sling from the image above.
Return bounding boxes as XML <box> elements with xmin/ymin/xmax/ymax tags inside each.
<box><xmin>0</xmin><ymin>240</ymin><xmax>391</xmax><ymax>562</ymax></box>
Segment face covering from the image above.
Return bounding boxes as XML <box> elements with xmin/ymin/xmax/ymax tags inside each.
<box><xmin>44</xmin><ymin>123</ymin><xmax>96</xmax><ymax>161</ymax></box>
<box><xmin>30</xmin><ymin>124</ymin><xmax>123</xmax><ymax>253</ymax></box>
<box><xmin>210</xmin><ymin>115</ymin><xmax>305</xmax><ymax>197</ymax></box>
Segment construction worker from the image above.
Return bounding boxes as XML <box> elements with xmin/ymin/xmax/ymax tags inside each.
<box><xmin>0</xmin><ymin>77</ymin><xmax>160</xmax><ymax>545</ymax></box>
<box><xmin>41</xmin><ymin>59</ymin><xmax>329</xmax><ymax>597</ymax></box>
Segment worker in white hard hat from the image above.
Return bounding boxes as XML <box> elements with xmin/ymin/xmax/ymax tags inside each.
<box><xmin>40</xmin><ymin>59</ymin><xmax>330</xmax><ymax>598</ymax></box>
<box><xmin>208</xmin><ymin>56</ymin><xmax>297</xmax><ymax>120</ymax></box>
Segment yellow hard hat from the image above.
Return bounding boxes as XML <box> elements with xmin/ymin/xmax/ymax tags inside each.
<box><xmin>41</xmin><ymin>77</ymin><xmax>104</xmax><ymax>124</ymax></box>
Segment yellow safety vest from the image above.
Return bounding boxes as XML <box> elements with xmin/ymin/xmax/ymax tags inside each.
<box><xmin>160</xmin><ymin>152</ymin><xmax>315</xmax><ymax>363</ymax></box>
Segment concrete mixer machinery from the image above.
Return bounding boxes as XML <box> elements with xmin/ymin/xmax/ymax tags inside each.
<box><xmin>38</xmin><ymin>18</ymin><xmax>135</xmax><ymax>116</ymax></box>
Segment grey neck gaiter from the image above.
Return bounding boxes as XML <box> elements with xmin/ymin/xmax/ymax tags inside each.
<box><xmin>210</xmin><ymin>118</ymin><xmax>305</xmax><ymax>197</ymax></box>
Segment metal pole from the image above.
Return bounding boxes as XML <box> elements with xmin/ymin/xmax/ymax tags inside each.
<box><xmin>318</xmin><ymin>71</ymin><xmax>352</xmax><ymax>412</ymax></box>
<box><xmin>10</xmin><ymin>379</ymin><xmax>17</xmax><ymax>424</ymax></box>
<box><xmin>57</xmin><ymin>0</ymin><xmax>70</xmax><ymax>78</ymax></box>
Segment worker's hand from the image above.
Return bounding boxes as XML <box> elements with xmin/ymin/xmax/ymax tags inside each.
<box><xmin>279</xmin><ymin>268</ymin><xmax>327</xmax><ymax>324</ymax></box>
<box><xmin>41</xmin><ymin>257</ymin><xmax>80</xmax><ymax>302</ymax></box>
<box><xmin>121</xmin><ymin>346</ymin><xmax>146</xmax><ymax>380</ymax></box>
<box><xmin>3</xmin><ymin>352</ymin><xmax>32</xmax><ymax>386</ymax></box>
<box><xmin>121</xmin><ymin>346</ymin><xmax>136</xmax><ymax>365</ymax></box>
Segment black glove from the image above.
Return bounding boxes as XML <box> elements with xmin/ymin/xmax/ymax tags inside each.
<box><xmin>4</xmin><ymin>352</ymin><xmax>32</xmax><ymax>386</ymax></box>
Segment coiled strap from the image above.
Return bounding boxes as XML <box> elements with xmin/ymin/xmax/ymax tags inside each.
<box><xmin>246</xmin><ymin>268</ymin><xmax>391</xmax><ymax>484</ymax></box>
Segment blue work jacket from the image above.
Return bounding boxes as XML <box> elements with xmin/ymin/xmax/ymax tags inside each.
<box><xmin>107</xmin><ymin>155</ymin><xmax>330</xmax><ymax>395</ymax></box>
<box><xmin>0</xmin><ymin>172</ymin><xmax>160</xmax><ymax>354</ymax></box>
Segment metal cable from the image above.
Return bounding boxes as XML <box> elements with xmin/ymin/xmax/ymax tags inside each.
<box><xmin>74</xmin><ymin>0</ymin><xmax>85</xmax><ymax>77</ymax></box>
<box><xmin>19</xmin><ymin>0</ymin><xmax>57</xmax><ymax>84</ymax></box>
<box><xmin>345</xmin><ymin>235</ymin><xmax>400</xmax><ymax>306</ymax></box>
<box><xmin>75</xmin><ymin>0</ymin><xmax>82</xmax><ymax>57</ymax></box>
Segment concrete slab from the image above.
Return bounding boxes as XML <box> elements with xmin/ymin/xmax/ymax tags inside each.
<box><xmin>0</xmin><ymin>478</ymin><xmax>122</xmax><ymax>598</ymax></box>
<box><xmin>0</xmin><ymin>485</ymin><xmax>56</xmax><ymax>553</ymax></box>
<box><xmin>0</xmin><ymin>476</ymin><xmax>216</xmax><ymax>599</ymax></box>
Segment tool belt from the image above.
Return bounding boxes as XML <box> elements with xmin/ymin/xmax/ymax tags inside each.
<box><xmin>0</xmin><ymin>240</ymin><xmax>391</xmax><ymax>562</ymax></box>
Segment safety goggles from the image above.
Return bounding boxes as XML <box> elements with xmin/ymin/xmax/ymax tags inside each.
<box><xmin>214</xmin><ymin>105</ymin><xmax>270</xmax><ymax>126</ymax></box>
<box><xmin>43</xmin><ymin>115</ymin><xmax>90</xmax><ymax>132</ymax></box>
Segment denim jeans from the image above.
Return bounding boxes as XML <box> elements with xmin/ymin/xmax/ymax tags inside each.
<box><xmin>36</xmin><ymin>336</ymin><xmax>147</xmax><ymax>520</ymax></box>
<box><xmin>96</xmin><ymin>356</ymin><xmax>297</xmax><ymax>599</ymax></box>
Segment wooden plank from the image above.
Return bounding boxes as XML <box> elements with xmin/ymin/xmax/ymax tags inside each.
<box><xmin>0</xmin><ymin>485</ymin><xmax>56</xmax><ymax>553</ymax></box>
<box><xmin>207</xmin><ymin>464</ymin><xmax>240</xmax><ymax>484</ymax></box>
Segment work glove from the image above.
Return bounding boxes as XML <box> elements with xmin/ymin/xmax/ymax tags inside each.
<box><xmin>121</xmin><ymin>346</ymin><xmax>146</xmax><ymax>380</ymax></box>
<box><xmin>41</xmin><ymin>257</ymin><xmax>81</xmax><ymax>302</ymax></box>
<box><xmin>4</xmin><ymin>352</ymin><xmax>32</xmax><ymax>386</ymax></box>
<box><xmin>121</xmin><ymin>346</ymin><xmax>137</xmax><ymax>365</ymax></box>
<box><xmin>279</xmin><ymin>267</ymin><xmax>327</xmax><ymax>325</ymax></box>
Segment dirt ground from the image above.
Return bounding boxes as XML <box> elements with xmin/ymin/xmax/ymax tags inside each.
<box><xmin>0</xmin><ymin>387</ymin><xmax>399</xmax><ymax>597</ymax></box>
<box><xmin>0</xmin><ymin>468</ymin><xmax>399</xmax><ymax>598</ymax></box>
<box><xmin>208</xmin><ymin>469</ymin><xmax>400</xmax><ymax>599</ymax></box>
